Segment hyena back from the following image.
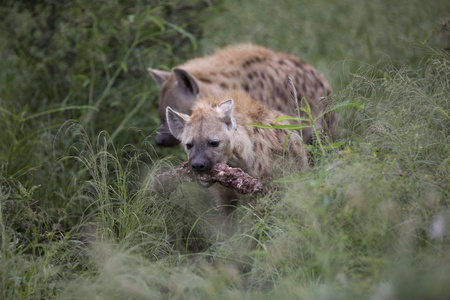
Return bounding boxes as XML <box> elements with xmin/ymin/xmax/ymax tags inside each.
<box><xmin>150</xmin><ymin>44</ymin><xmax>336</xmax><ymax>147</ymax></box>
<box><xmin>166</xmin><ymin>90</ymin><xmax>309</xmax><ymax>215</ymax></box>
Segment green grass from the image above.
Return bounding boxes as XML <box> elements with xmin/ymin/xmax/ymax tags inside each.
<box><xmin>1</xmin><ymin>0</ymin><xmax>450</xmax><ymax>299</ymax></box>
<box><xmin>200</xmin><ymin>0</ymin><xmax>450</xmax><ymax>90</ymax></box>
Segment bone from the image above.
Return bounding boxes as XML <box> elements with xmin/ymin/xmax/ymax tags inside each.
<box><xmin>155</xmin><ymin>162</ymin><xmax>266</xmax><ymax>195</ymax></box>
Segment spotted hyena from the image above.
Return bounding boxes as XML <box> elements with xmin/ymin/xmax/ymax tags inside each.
<box><xmin>166</xmin><ymin>90</ymin><xmax>309</xmax><ymax>215</ymax></box>
<box><xmin>149</xmin><ymin>44</ymin><xmax>336</xmax><ymax>147</ymax></box>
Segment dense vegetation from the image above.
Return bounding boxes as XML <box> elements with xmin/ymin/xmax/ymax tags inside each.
<box><xmin>0</xmin><ymin>0</ymin><xmax>449</xmax><ymax>299</ymax></box>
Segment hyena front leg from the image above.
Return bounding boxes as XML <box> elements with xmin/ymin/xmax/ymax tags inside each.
<box><xmin>210</xmin><ymin>184</ymin><xmax>239</xmax><ymax>216</ymax></box>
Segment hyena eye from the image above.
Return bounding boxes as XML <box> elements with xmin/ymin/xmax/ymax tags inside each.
<box><xmin>208</xmin><ymin>141</ymin><xmax>220</xmax><ymax>147</ymax></box>
<box><xmin>186</xmin><ymin>143</ymin><xmax>193</xmax><ymax>150</ymax></box>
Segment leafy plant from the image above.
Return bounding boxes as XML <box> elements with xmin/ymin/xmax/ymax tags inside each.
<box><xmin>248</xmin><ymin>76</ymin><xmax>363</xmax><ymax>157</ymax></box>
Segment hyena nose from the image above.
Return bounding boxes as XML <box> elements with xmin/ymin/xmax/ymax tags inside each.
<box><xmin>191</xmin><ymin>162</ymin><xmax>206</xmax><ymax>172</ymax></box>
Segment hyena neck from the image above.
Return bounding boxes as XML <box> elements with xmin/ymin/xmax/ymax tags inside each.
<box><xmin>228</xmin><ymin>125</ymin><xmax>254</xmax><ymax>172</ymax></box>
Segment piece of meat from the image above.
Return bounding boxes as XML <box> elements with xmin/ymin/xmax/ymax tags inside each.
<box><xmin>155</xmin><ymin>162</ymin><xmax>265</xmax><ymax>195</ymax></box>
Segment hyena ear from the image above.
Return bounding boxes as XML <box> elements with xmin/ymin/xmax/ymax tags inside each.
<box><xmin>166</xmin><ymin>106</ymin><xmax>190</xmax><ymax>141</ymax></box>
<box><xmin>217</xmin><ymin>99</ymin><xmax>236</xmax><ymax>131</ymax></box>
<box><xmin>148</xmin><ymin>68</ymin><xmax>171</xmax><ymax>88</ymax></box>
<box><xmin>173</xmin><ymin>68</ymin><xmax>200</xmax><ymax>96</ymax></box>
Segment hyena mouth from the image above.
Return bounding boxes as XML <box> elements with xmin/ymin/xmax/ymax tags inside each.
<box><xmin>198</xmin><ymin>179</ymin><xmax>214</xmax><ymax>188</ymax></box>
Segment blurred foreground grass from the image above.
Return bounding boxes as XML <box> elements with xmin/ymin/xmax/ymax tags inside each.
<box><xmin>1</xmin><ymin>0</ymin><xmax>449</xmax><ymax>299</ymax></box>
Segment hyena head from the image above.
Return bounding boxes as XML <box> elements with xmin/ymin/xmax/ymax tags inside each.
<box><xmin>149</xmin><ymin>68</ymin><xmax>202</xmax><ymax>147</ymax></box>
<box><xmin>166</xmin><ymin>99</ymin><xmax>236</xmax><ymax>175</ymax></box>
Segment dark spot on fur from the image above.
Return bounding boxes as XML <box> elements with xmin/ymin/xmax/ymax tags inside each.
<box><xmin>277</xmin><ymin>131</ymin><xmax>284</xmax><ymax>143</ymax></box>
<box><xmin>198</xmin><ymin>77</ymin><xmax>212</xmax><ymax>84</ymax></box>
<box><xmin>220</xmin><ymin>82</ymin><xmax>228</xmax><ymax>89</ymax></box>
<box><xmin>232</xmin><ymin>146</ymin><xmax>240</xmax><ymax>157</ymax></box>
<box><xmin>248</xmin><ymin>73</ymin><xmax>253</xmax><ymax>80</ymax></box>
<box><xmin>259</xmin><ymin>81</ymin><xmax>264</xmax><ymax>88</ymax></box>
<box><xmin>242</xmin><ymin>58</ymin><xmax>254</xmax><ymax>68</ymax></box>
<box><xmin>268</xmin><ymin>74</ymin><xmax>275</xmax><ymax>85</ymax></box>
<box><xmin>242</xmin><ymin>83</ymin><xmax>249</xmax><ymax>92</ymax></box>
<box><xmin>221</xmin><ymin>72</ymin><xmax>231</xmax><ymax>78</ymax></box>
<box><xmin>253</xmin><ymin>126</ymin><xmax>262</xmax><ymax>135</ymax></box>
<box><xmin>257</xmin><ymin>106</ymin><xmax>266</xmax><ymax>119</ymax></box>
<box><xmin>230</xmin><ymin>71</ymin><xmax>240</xmax><ymax>77</ymax></box>
<box><xmin>279</xmin><ymin>59</ymin><xmax>286</xmax><ymax>65</ymax></box>
<box><xmin>259</xmin><ymin>93</ymin><xmax>264</xmax><ymax>101</ymax></box>
<box><xmin>242</xmin><ymin>57</ymin><xmax>264</xmax><ymax>68</ymax></box>
<box><xmin>261</xmin><ymin>72</ymin><xmax>266</xmax><ymax>80</ymax></box>
<box><xmin>258</xmin><ymin>142</ymin><xmax>263</xmax><ymax>151</ymax></box>
<box><xmin>291</xmin><ymin>59</ymin><xmax>304</xmax><ymax>69</ymax></box>
<box><xmin>296</xmin><ymin>71</ymin><xmax>304</xmax><ymax>83</ymax></box>
<box><xmin>314</xmin><ymin>81</ymin><xmax>319</xmax><ymax>90</ymax></box>
<box><xmin>275</xmin><ymin>87</ymin><xmax>283</xmax><ymax>97</ymax></box>
<box><xmin>252</xmin><ymin>71</ymin><xmax>259</xmax><ymax>78</ymax></box>
<box><xmin>250</xmin><ymin>107</ymin><xmax>266</xmax><ymax>123</ymax></box>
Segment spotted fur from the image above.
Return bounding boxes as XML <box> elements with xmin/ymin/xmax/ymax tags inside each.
<box><xmin>166</xmin><ymin>90</ymin><xmax>309</xmax><ymax>215</ymax></box>
<box><xmin>149</xmin><ymin>44</ymin><xmax>336</xmax><ymax>147</ymax></box>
